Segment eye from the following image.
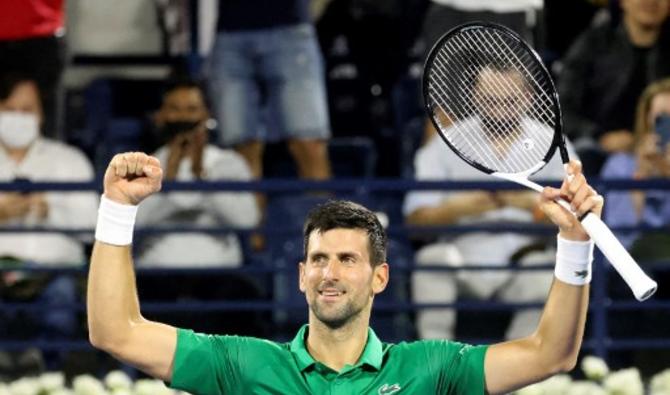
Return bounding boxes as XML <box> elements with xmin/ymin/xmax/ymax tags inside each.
<box><xmin>311</xmin><ymin>255</ymin><xmax>327</xmax><ymax>266</ymax></box>
<box><xmin>341</xmin><ymin>255</ymin><xmax>356</xmax><ymax>265</ymax></box>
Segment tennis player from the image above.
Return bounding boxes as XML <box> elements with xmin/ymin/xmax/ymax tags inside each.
<box><xmin>88</xmin><ymin>152</ymin><xmax>601</xmax><ymax>394</ymax></box>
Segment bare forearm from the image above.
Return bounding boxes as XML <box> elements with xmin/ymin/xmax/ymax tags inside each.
<box><xmin>87</xmin><ymin>242</ymin><xmax>143</xmax><ymax>349</ymax></box>
<box><xmin>485</xmin><ymin>270</ymin><xmax>589</xmax><ymax>394</ymax></box>
<box><xmin>486</xmin><ymin>160</ymin><xmax>601</xmax><ymax>394</ymax></box>
<box><xmin>533</xmin><ymin>279</ymin><xmax>589</xmax><ymax>370</ymax></box>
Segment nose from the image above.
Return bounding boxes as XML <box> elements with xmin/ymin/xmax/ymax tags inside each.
<box><xmin>323</xmin><ymin>260</ymin><xmax>342</xmax><ymax>281</ymax></box>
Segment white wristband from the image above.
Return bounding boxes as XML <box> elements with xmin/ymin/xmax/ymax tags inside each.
<box><xmin>554</xmin><ymin>235</ymin><xmax>594</xmax><ymax>286</ymax></box>
<box><xmin>95</xmin><ymin>195</ymin><xmax>138</xmax><ymax>246</ymax></box>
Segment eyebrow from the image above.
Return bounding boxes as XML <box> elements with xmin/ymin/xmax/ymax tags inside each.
<box><xmin>308</xmin><ymin>252</ymin><xmax>328</xmax><ymax>260</ymax></box>
<box><xmin>308</xmin><ymin>251</ymin><xmax>362</xmax><ymax>260</ymax></box>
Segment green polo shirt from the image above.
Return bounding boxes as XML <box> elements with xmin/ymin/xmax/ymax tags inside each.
<box><xmin>170</xmin><ymin>325</ymin><xmax>488</xmax><ymax>395</ymax></box>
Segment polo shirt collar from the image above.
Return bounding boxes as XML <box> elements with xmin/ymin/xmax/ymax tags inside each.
<box><xmin>290</xmin><ymin>324</ymin><xmax>384</xmax><ymax>372</ymax></box>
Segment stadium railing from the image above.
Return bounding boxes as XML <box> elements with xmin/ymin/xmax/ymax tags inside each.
<box><xmin>0</xmin><ymin>178</ymin><xmax>668</xmax><ymax>363</ymax></box>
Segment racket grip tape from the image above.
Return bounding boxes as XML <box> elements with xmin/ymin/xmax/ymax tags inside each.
<box><xmin>580</xmin><ymin>213</ymin><xmax>658</xmax><ymax>301</ymax></box>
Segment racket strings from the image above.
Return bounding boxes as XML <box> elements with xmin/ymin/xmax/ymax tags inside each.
<box><xmin>444</xmin><ymin>31</ymin><xmax>554</xmax><ymax>139</ymax></box>
<box><xmin>426</xmin><ymin>27</ymin><xmax>557</xmax><ymax>174</ymax></box>
<box><xmin>427</xmin><ymin>55</ymin><xmax>512</xmax><ymax>169</ymax></box>
<box><xmin>483</xmin><ymin>29</ymin><xmax>555</xmax><ymax>112</ymax></box>
<box><xmin>434</xmin><ymin>43</ymin><xmax>542</xmax><ymax>170</ymax></box>
<box><xmin>428</xmin><ymin>48</ymin><xmax>533</xmax><ymax>171</ymax></box>
<box><xmin>428</xmin><ymin>52</ymin><xmax>540</xmax><ymax>173</ymax></box>
<box><xmin>428</xmin><ymin>60</ymin><xmax>537</xmax><ymax>173</ymax></box>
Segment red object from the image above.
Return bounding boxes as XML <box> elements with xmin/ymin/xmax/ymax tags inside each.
<box><xmin>0</xmin><ymin>0</ymin><xmax>65</xmax><ymax>40</ymax></box>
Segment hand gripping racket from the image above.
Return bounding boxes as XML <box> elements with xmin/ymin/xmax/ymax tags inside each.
<box><xmin>422</xmin><ymin>22</ymin><xmax>657</xmax><ymax>301</ymax></box>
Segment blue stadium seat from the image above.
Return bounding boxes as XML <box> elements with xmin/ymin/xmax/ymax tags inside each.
<box><xmin>329</xmin><ymin>137</ymin><xmax>378</xmax><ymax>178</ymax></box>
<box><xmin>77</xmin><ymin>78</ymin><xmax>164</xmax><ymax>174</ymax></box>
<box><xmin>372</xmin><ymin>237</ymin><xmax>414</xmax><ymax>342</ymax></box>
<box><xmin>265</xmin><ymin>195</ymin><xmax>330</xmax><ymax>335</ymax></box>
<box><xmin>94</xmin><ymin>117</ymin><xmax>144</xmax><ymax>178</ymax></box>
<box><xmin>263</xmin><ymin>136</ymin><xmax>378</xmax><ymax>178</ymax></box>
<box><xmin>399</xmin><ymin>117</ymin><xmax>424</xmax><ymax>179</ymax></box>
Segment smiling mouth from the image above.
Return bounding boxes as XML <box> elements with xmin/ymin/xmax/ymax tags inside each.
<box><xmin>318</xmin><ymin>290</ymin><xmax>346</xmax><ymax>297</ymax></box>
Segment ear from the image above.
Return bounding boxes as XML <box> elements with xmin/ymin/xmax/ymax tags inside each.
<box><xmin>298</xmin><ymin>261</ymin><xmax>306</xmax><ymax>293</ymax></box>
<box><xmin>371</xmin><ymin>263</ymin><xmax>389</xmax><ymax>295</ymax></box>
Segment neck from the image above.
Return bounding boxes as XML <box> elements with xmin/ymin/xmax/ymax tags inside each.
<box><xmin>624</xmin><ymin>16</ymin><xmax>662</xmax><ymax>47</ymax></box>
<box><xmin>306</xmin><ymin>311</ymin><xmax>370</xmax><ymax>372</ymax></box>
<box><xmin>2</xmin><ymin>145</ymin><xmax>29</xmax><ymax>164</ymax></box>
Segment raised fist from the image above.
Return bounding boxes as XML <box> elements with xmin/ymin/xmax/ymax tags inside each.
<box><xmin>103</xmin><ymin>152</ymin><xmax>163</xmax><ymax>205</ymax></box>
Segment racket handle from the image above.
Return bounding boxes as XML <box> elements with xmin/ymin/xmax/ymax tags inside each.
<box><xmin>580</xmin><ymin>213</ymin><xmax>658</xmax><ymax>301</ymax></box>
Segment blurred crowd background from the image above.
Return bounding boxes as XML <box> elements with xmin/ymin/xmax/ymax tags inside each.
<box><xmin>1</xmin><ymin>0</ymin><xmax>670</xmax><ymax>385</ymax></box>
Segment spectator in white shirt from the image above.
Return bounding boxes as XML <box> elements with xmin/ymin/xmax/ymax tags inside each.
<box><xmin>135</xmin><ymin>79</ymin><xmax>260</xmax><ymax>268</ymax></box>
<box><xmin>0</xmin><ymin>73</ymin><xmax>97</xmax><ymax>360</ymax></box>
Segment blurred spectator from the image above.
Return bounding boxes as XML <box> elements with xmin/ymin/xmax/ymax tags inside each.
<box><xmin>0</xmin><ymin>73</ymin><xmax>97</xmax><ymax>372</ymax></box>
<box><xmin>422</xmin><ymin>0</ymin><xmax>542</xmax><ymax>49</ymax></box>
<box><xmin>134</xmin><ymin>79</ymin><xmax>266</xmax><ymax>336</ymax></box>
<box><xmin>419</xmin><ymin>0</ymin><xmax>543</xmax><ymax>143</ymax></box>
<box><xmin>135</xmin><ymin>79</ymin><xmax>260</xmax><ymax>267</ymax></box>
<box><xmin>0</xmin><ymin>0</ymin><xmax>66</xmax><ymax>139</ymax></box>
<box><xmin>558</xmin><ymin>0</ymin><xmax>670</xmax><ymax>175</ymax></box>
<box><xmin>207</xmin><ymin>0</ymin><xmax>332</xmax><ymax>180</ymax></box>
<box><xmin>67</xmin><ymin>0</ymin><xmax>165</xmax><ymax>56</ymax></box>
<box><xmin>601</xmin><ymin>77</ymin><xmax>670</xmax><ymax>259</ymax></box>
<box><xmin>404</xmin><ymin>65</ymin><xmax>578</xmax><ymax>339</ymax></box>
<box><xmin>543</xmin><ymin>0</ymin><xmax>607</xmax><ymax>64</ymax></box>
<box><xmin>600</xmin><ymin>77</ymin><xmax>670</xmax><ymax>372</ymax></box>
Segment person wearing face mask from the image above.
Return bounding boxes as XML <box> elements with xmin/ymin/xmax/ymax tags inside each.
<box><xmin>134</xmin><ymin>79</ymin><xmax>260</xmax><ymax>268</ymax></box>
<box><xmin>131</xmin><ymin>79</ymin><xmax>264</xmax><ymax>336</ymax></box>
<box><xmin>599</xmin><ymin>77</ymin><xmax>670</xmax><ymax>374</ymax></box>
<box><xmin>0</xmin><ymin>72</ymin><xmax>97</xmax><ymax>373</ymax></box>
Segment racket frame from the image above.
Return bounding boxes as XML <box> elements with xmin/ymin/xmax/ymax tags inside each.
<box><xmin>423</xmin><ymin>21</ymin><xmax>569</xmax><ymax>176</ymax></box>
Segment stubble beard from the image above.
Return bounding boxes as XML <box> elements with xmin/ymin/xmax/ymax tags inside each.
<box><xmin>311</xmin><ymin>296</ymin><xmax>365</xmax><ymax>330</ymax></box>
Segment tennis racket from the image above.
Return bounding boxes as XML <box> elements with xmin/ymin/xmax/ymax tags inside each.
<box><xmin>422</xmin><ymin>22</ymin><xmax>657</xmax><ymax>301</ymax></box>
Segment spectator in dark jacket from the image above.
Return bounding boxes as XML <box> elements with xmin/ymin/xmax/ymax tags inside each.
<box><xmin>557</xmin><ymin>0</ymin><xmax>670</xmax><ymax>175</ymax></box>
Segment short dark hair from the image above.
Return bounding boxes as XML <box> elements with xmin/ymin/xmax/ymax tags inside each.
<box><xmin>0</xmin><ymin>72</ymin><xmax>39</xmax><ymax>101</ymax></box>
<box><xmin>303</xmin><ymin>200</ymin><xmax>387</xmax><ymax>266</ymax></box>
<box><xmin>162</xmin><ymin>76</ymin><xmax>210</xmax><ymax>109</ymax></box>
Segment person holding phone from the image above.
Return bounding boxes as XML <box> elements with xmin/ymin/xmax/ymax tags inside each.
<box><xmin>599</xmin><ymin>76</ymin><xmax>670</xmax><ymax>373</ymax></box>
<box><xmin>600</xmin><ymin>77</ymin><xmax>670</xmax><ymax>252</ymax></box>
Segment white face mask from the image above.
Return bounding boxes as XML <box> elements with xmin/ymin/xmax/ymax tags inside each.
<box><xmin>0</xmin><ymin>111</ymin><xmax>40</xmax><ymax>149</ymax></box>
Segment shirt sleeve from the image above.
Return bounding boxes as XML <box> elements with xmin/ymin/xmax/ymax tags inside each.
<box><xmin>44</xmin><ymin>146</ymin><xmax>98</xmax><ymax>230</ymax></box>
<box><xmin>170</xmin><ymin>329</ymin><xmax>242</xmax><ymax>395</ymax></box>
<box><xmin>205</xmin><ymin>151</ymin><xmax>260</xmax><ymax>228</ymax></box>
<box><xmin>600</xmin><ymin>154</ymin><xmax>638</xmax><ymax>248</ymax></box>
<box><xmin>170</xmin><ymin>329</ymin><xmax>283</xmax><ymax>395</ymax></box>
<box><xmin>403</xmin><ymin>137</ymin><xmax>453</xmax><ymax>217</ymax></box>
<box><xmin>421</xmin><ymin>340</ymin><xmax>488</xmax><ymax>395</ymax></box>
<box><xmin>447</xmin><ymin>343</ymin><xmax>489</xmax><ymax>395</ymax></box>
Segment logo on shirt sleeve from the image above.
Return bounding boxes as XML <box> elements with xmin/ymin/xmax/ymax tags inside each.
<box><xmin>378</xmin><ymin>383</ymin><xmax>402</xmax><ymax>395</ymax></box>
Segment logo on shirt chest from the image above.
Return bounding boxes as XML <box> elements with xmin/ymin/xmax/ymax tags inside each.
<box><xmin>378</xmin><ymin>383</ymin><xmax>401</xmax><ymax>395</ymax></box>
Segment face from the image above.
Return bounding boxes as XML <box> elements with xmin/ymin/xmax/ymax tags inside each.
<box><xmin>649</xmin><ymin>92</ymin><xmax>670</xmax><ymax>122</ymax></box>
<box><xmin>0</xmin><ymin>81</ymin><xmax>43</xmax><ymax>121</ymax></box>
<box><xmin>649</xmin><ymin>92</ymin><xmax>670</xmax><ymax>148</ymax></box>
<box><xmin>299</xmin><ymin>228</ymin><xmax>388</xmax><ymax>329</ymax></box>
<box><xmin>473</xmin><ymin>68</ymin><xmax>530</xmax><ymax>135</ymax></box>
<box><xmin>622</xmin><ymin>0</ymin><xmax>669</xmax><ymax>28</ymax></box>
<box><xmin>158</xmin><ymin>87</ymin><xmax>209</xmax><ymax>124</ymax></box>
